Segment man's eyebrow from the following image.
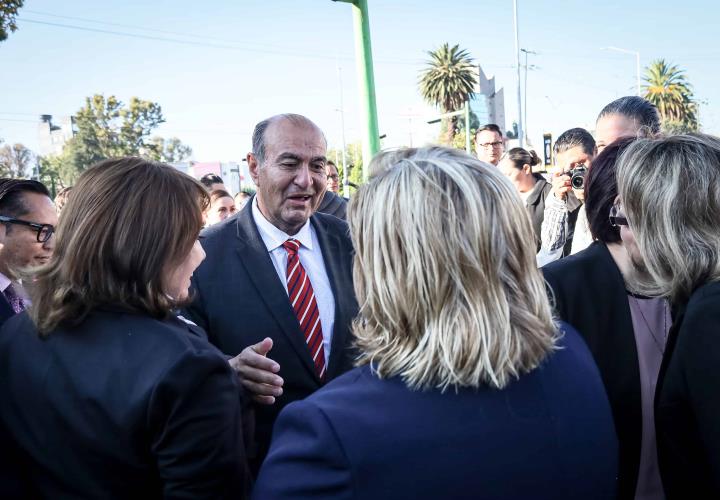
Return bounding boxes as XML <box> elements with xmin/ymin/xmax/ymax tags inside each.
<box><xmin>311</xmin><ymin>156</ymin><xmax>327</xmax><ymax>163</ymax></box>
<box><xmin>277</xmin><ymin>153</ymin><xmax>302</xmax><ymax>162</ymax></box>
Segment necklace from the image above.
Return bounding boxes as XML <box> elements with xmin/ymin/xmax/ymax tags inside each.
<box><xmin>632</xmin><ymin>296</ymin><xmax>669</xmax><ymax>355</ymax></box>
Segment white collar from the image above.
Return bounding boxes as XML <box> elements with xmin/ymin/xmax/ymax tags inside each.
<box><xmin>252</xmin><ymin>197</ymin><xmax>314</xmax><ymax>252</ymax></box>
<box><xmin>0</xmin><ymin>272</ymin><xmax>11</xmax><ymax>293</ymax></box>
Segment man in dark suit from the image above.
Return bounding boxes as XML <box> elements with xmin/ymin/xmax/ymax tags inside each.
<box><xmin>186</xmin><ymin>113</ymin><xmax>358</xmax><ymax>469</ymax></box>
<box><xmin>0</xmin><ymin>179</ymin><xmax>56</xmax><ymax>327</ymax></box>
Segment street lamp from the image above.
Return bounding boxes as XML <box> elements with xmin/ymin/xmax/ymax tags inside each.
<box><xmin>603</xmin><ymin>46</ymin><xmax>641</xmax><ymax>96</ymax></box>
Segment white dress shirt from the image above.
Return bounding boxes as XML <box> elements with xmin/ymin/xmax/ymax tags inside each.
<box><xmin>252</xmin><ymin>199</ymin><xmax>335</xmax><ymax>366</ymax></box>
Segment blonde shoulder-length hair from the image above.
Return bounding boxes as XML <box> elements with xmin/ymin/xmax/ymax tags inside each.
<box><xmin>348</xmin><ymin>147</ymin><xmax>558</xmax><ymax>391</ymax></box>
<box><xmin>617</xmin><ymin>133</ymin><xmax>720</xmax><ymax>303</ymax></box>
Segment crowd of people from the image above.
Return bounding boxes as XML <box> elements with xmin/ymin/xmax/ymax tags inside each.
<box><xmin>0</xmin><ymin>96</ymin><xmax>717</xmax><ymax>499</ymax></box>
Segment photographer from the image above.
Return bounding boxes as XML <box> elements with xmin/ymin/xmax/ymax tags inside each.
<box><xmin>537</xmin><ymin>128</ymin><xmax>595</xmax><ymax>266</ymax></box>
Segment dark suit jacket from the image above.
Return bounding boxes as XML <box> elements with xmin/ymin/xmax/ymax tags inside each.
<box><xmin>186</xmin><ymin>202</ymin><xmax>358</xmax><ymax>466</ymax></box>
<box><xmin>0</xmin><ymin>293</ymin><xmax>15</xmax><ymax>329</ymax></box>
<box><xmin>542</xmin><ymin>241</ymin><xmax>641</xmax><ymax>499</ymax></box>
<box><xmin>254</xmin><ymin>323</ymin><xmax>618</xmax><ymax>499</ymax></box>
<box><xmin>526</xmin><ymin>173</ymin><xmax>553</xmax><ymax>252</ymax></box>
<box><xmin>317</xmin><ymin>191</ymin><xmax>348</xmax><ymax>220</ymax></box>
<box><xmin>0</xmin><ymin>310</ymin><xmax>248</xmax><ymax>499</ymax></box>
<box><xmin>655</xmin><ymin>281</ymin><xmax>720</xmax><ymax>498</ymax></box>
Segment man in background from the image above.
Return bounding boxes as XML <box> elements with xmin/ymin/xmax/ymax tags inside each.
<box><xmin>0</xmin><ymin>179</ymin><xmax>56</xmax><ymax>327</ymax></box>
<box><xmin>475</xmin><ymin>124</ymin><xmax>504</xmax><ymax>166</ymax></box>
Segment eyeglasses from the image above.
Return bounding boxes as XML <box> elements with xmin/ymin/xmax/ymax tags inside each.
<box><xmin>609</xmin><ymin>204</ymin><xmax>628</xmax><ymax>227</ymax></box>
<box><xmin>0</xmin><ymin>215</ymin><xmax>55</xmax><ymax>243</ymax></box>
<box><xmin>478</xmin><ymin>141</ymin><xmax>504</xmax><ymax>149</ymax></box>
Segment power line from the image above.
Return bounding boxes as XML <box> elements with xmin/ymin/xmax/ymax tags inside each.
<box><xmin>18</xmin><ymin>17</ymin><xmax>427</xmax><ymax>67</ymax></box>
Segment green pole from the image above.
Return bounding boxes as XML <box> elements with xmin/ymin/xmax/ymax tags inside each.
<box><xmin>334</xmin><ymin>0</ymin><xmax>380</xmax><ymax>180</ymax></box>
<box><xmin>464</xmin><ymin>101</ymin><xmax>471</xmax><ymax>154</ymax></box>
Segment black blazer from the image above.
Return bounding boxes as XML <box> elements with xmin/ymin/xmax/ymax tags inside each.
<box><xmin>655</xmin><ymin>281</ymin><xmax>720</xmax><ymax>498</ymax></box>
<box><xmin>0</xmin><ymin>310</ymin><xmax>248</xmax><ymax>499</ymax></box>
<box><xmin>542</xmin><ymin>241</ymin><xmax>641</xmax><ymax>500</ymax></box>
<box><xmin>185</xmin><ymin>202</ymin><xmax>358</xmax><ymax>466</ymax></box>
<box><xmin>0</xmin><ymin>293</ymin><xmax>15</xmax><ymax>329</ymax></box>
<box><xmin>317</xmin><ymin>191</ymin><xmax>348</xmax><ymax>220</ymax></box>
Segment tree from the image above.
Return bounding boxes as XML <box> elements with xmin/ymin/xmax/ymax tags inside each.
<box><xmin>419</xmin><ymin>43</ymin><xmax>477</xmax><ymax>144</ymax></box>
<box><xmin>642</xmin><ymin>59</ymin><xmax>698</xmax><ymax>132</ymax></box>
<box><xmin>41</xmin><ymin>94</ymin><xmax>193</xmax><ymax>185</ymax></box>
<box><xmin>146</xmin><ymin>136</ymin><xmax>193</xmax><ymax>163</ymax></box>
<box><xmin>0</xmin><ymin>0</ymin><xmax>23</xmax><ymax>43</ymax></box>
<box><xmin>0</xmin><ymin>142</ymin><xmax>33</xmax><ymax>178</ymax></box>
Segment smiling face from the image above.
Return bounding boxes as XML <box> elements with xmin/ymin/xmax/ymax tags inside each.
<box><xmin>205</xmin><ymin>195</ymin><xmax>236</xmax><ymax>226</ymax></box>
<box><xmin>249</xmin><ymin>118</ymin><xmax>327</xmax><ymax>235</ymax></box>
<box><xmin>0</xmin><ymin>192</ymin><xmax>57</xmax><ymax>278</ymax></box>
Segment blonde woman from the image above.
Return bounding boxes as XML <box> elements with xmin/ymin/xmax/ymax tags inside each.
<box><xmin>617</xmin><ymin>134</ymin><xmax>720</xmax><ymax>499</ymax></box>
<box><xmin>254</xmin><ymin>147</ymin><xmax>617</xmax><ymax>499</ymax></box>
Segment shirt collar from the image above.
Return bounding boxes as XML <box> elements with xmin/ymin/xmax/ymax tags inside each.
<box><xmin>252</xmin><ymin>197</ymin><xmax>314</xmax><ymax>252</ymax></box>
<box><xmin>0</xmin><ymin>272</ymin><xmax>11</xmax><ymax>293</ymax></box>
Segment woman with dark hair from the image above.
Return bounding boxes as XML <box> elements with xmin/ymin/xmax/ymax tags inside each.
<box><xmin>618</xmin><ymin>134</ymin><xmax>720</xmax><ymax>498</ymax></box>
<box><xmin>0</xmin><ymin>158</ymin><xmax>248</xmax><ymax>498</ymax></box>
<box><xmin>205</xmin><ymin>188</ymin><xmax>237</xmax><ymax>226</ymax></box>
<box><xmin>498</xmin><ymin>147</ymin><xmax>551</xmax><ymax>252</ymax></box>
<box><xmin>543</xmin><ymin>137</ymin><xmax>670</xmax><ymax>500</ymax></box>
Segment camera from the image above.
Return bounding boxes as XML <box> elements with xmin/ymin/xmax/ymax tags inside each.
<box><xmin>568</xmin><ymin>165</ymin><xmax>588</xmax><ymax>190</ymax></box>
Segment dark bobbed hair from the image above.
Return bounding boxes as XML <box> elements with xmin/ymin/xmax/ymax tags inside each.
<box><xmin>199</xmin><ymin>173</ymin><xmax>224</xmax><ymax>189</ymax></box>
<box><xmin>554</xmin><ymin>128</ymin><xmax>596</xmax><ymax>156</ymax></box>
<box><xmin>29</xmin><ymin>157</ymin><xmax>209</xmax><ymax>335</ymax></box>
<box><xmin>597</xmin><ymin>96</ymin><xmax>661</xmax><ymax>137</ymax></box>
<box><xmin>0</xmin><ymin>179</ymin><xmax>51</xmax><ymax>221</ymax></box>
<box><xmin>584</xmin><ymin>137</ymin><xmax>638</xmax><ymax>244</ymax></box>
<box><xmin>504</xmin><ymin>147</ymin><xmax>541</xmax><ymax>170</ymax></box>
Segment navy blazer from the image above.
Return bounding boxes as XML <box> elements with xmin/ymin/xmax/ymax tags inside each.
<box><xmin>0</xmin><ymin>310</ymin><xmax>248</xmax><ymax>499</ymax></box>
<box><xmin>254</xmin><ymin>323</ymin><xmax>618</xmax><ymax>500</ymax></box>
<box><xmin>0</xmin><ymin>293</ymin><xmax>15</xmax><ymax>329</ymax></box>
<box><xmin>185</xmin><ymin>201</ymin><xmax>358</xmax><ymax>466</ymax></box>
<box><xmin>543</xmin><ymin>241</ymin><xmax>641</xmax><ymax>500</ymax></box>
<box><xmin>655</xmin><ymin>281</ymin><xmax>720</xmax><ymax>498</ymax></box>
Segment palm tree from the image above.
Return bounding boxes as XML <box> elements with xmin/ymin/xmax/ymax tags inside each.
<box><xmin>642</xmin><ymin>59</ymin><xmax>698</xmax><ymax>132</ymax></box>
<box><xmin>419</xmin><ymin>43</ymin><xmax>477</xmax><ymax>144</ymax></box>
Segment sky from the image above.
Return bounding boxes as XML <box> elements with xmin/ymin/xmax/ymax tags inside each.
<box><xmin>1</xmin><ymin>0</ymin><xmax>719</xmax><ymax>161</ymax></box>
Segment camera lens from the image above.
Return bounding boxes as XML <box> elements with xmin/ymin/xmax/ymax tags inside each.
<box><xmin>571</xmin><ymin>171</ymin><xmax>585</xmax><ymax>190</ymax></box>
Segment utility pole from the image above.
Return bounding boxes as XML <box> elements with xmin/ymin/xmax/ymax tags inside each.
<box><xmin>520</xmin><ymin>48</ymin><xmax>537</xmax><ymax>145</ymax></box>
<box><xmin>512</xmin><ymin>0</ymin><xmax>524</xmax><ymax>147</ymax></box>
<box><xmin>332</xmin><ymin>0</ymin><xmax>380</xmax><ymax>180</ymax></box>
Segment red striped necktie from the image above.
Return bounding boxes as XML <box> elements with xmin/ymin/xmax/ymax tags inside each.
<box><xmin>283</xmin><ymin>239</ymin><xmax>326</xmax><ymax>380</ymax></box>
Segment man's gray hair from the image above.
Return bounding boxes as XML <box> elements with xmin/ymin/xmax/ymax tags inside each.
<box><xmin>251</xmin><ymin>114</ymin><xmax>326</xmax><ymax>165</ymax></box>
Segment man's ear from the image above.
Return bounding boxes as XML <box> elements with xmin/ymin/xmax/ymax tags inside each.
<box><xmin>247</xmin><ymin>153</ymin><xmax>260</xmax><ymax>186</ymax></box>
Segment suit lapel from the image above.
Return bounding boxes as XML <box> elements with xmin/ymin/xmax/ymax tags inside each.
<box><xmin>235</xmin><ymin>205</ymin><xmax>318</xmax><ymax>380</ymax></box>
<box><xmin>312</xmin><ymin>216</ymin><xmax>350</xmax><ymax>379</ymax></box>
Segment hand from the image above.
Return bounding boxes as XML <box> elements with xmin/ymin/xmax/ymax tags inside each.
<box><xmin>228</xmin><ymin>337</ymin><xmax>284</xmax><ymax>405</ymax></box>
<box><xmin>551</xmin><ymin>170</ymin><xmax>572</xmax><ymax>201</ymax></box>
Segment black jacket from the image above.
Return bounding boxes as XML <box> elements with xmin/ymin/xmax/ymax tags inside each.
<box><xmin>316</xmin><ymin>191</ymin><xmax>348</xmax><ymax>220</ymax></box>
<box><xmin>185</xmin><ymin>202</ymin><xmax>358</xmax><ymax>468</ymax></box>
<box><xmin>0</xmin><ymin>310</ymin><xmax>248</xmax><ymax>498</ymax></box>
<box><xmin>655</xmin><ymin>281</ymin><xmax>720</xmax><ymax>498</ymax></box>
<box><xmin>525</xmin><ymin>173</ymin><xmax>553</xmax><ymax>252</ymax></box>
<box><xmin>542</xmin><ymin>242</ymin><xmax>641</xmax><ymax>499</ymax></box>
